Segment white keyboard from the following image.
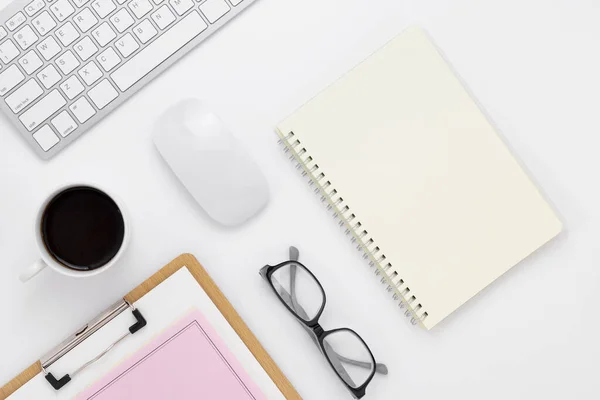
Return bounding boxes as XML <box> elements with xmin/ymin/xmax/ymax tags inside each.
<box><xmin>0</xmin><ymin>0</ymin><xmax>256</xmax><ymax>159</ymax></box>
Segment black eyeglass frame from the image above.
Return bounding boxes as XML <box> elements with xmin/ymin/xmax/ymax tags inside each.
<box><xmin>260</xmin><ymin>260</ymin><xmax>377</xmax><ymax>399</ymax></box>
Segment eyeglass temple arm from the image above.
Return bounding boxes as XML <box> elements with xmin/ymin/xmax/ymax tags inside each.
<box><xmin>287</xmin><ymin>247</ymin><xmax>388</xmax><ymax>375</ymax></box>
<box><xmin>289</xmin><ymin>247</ymin><xmax>300</xmax><ymax>312</ymax></box>
<box><xmin>324</xmin><ymin>341</ymin><xmax>389</xmax><ymax>375</ymax></box>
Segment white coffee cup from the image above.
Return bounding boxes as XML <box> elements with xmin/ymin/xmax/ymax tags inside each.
<box><xmin>20</xmin><ymin>184</ymin><xmax>130</xmax><ymax>282</ymax></box>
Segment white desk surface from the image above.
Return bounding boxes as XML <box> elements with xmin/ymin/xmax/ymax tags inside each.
<box><xmin>0</xmin><ymin>0</ymin><xmax>599</xmax><ymax>399</ymax></box>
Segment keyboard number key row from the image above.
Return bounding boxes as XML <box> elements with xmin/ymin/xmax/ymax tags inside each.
<box><xmin>0</xmin><ymin>40</ymin><xmax>19</xmax><ymax>63</ymax></box>
<box><xmin>32</xmin><ymin>11</ymin><xmax>57</xmax><ymax>36</ymax></box>
<box><xmin>15</xmin><ymin>25</ymin><xmax>38</xmax><ymax>50</ymax></box>
<box><xmin>73</xmin><ymin>0</ymin><xmax>92</xmax><ymax>8</ymax></box>
<box><xmin>51</xmin><ymin>0</ymin><xmax>75</xmax><ymax>22</ymax></box>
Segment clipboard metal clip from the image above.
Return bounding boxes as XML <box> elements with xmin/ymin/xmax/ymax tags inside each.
<box><xmin>40</xmin><ymin>299</ymin><xmax>147</xmax><ymax>391</ymax></box>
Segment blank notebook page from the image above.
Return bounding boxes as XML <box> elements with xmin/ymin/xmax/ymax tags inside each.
<box><xmin>277</xmin><ymin>26</ymin><xmax>563</xmax><ymax>329</ymax></box>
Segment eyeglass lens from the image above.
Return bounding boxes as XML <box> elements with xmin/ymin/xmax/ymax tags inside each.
<box><xmin>323</xmin><ymin>330</ymin><xmax>375</xmax><ymax>388</ymax></box>
<box><xmin>269</xmin><ymin>262</ymin><xmax>324</xmax><ymax>322</ymax></box>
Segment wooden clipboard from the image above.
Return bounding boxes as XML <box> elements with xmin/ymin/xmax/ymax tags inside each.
<box><xmin>0</xmin><ymin>253</ymin><xmax>301</xmax><ymax>399</ymax></box>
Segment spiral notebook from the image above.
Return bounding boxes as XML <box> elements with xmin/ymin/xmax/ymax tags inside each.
<box><xmin>276</xmin><ymin>26</ymin><xmax>563</xmax><ymax>330</ymax></box>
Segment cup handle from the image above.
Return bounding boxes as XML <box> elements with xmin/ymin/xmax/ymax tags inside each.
<box><xmin>20</xmin><ymin>259</ymin><xmax>48</xmax><ymax>282</ymax></box>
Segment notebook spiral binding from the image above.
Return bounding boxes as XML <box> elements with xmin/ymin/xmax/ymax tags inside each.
<box><xmin>278</xmin><ymin>131</ymin><xmax>428</xmax><ymax>327</ymax></box>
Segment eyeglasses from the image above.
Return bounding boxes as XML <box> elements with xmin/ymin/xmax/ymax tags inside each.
<box><xmin>260</xmin><ymin>247</ymin><xmax>387</xmax><ymax>399</ymax></box>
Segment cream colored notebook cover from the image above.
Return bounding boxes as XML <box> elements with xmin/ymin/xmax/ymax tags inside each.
<box><xmin>276</xmin><ymin>26</ymin><xmax>562</xmax><ymax>329</ymax></box>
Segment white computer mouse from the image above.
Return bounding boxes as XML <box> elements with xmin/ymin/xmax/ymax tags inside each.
<box><xmin>153</xmin><ymin>99</ymin><xmax>269</xmax><ymax>226</ymax></box>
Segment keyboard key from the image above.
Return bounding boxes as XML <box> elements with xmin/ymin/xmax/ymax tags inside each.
<box><xmin>51</xmin><ymin>111</ymin><xmax>77</xmax><ymax>137</ymax></box>
<box><xmin>97</xmin><ymin>47</ymin><xmax>120</xmax><ymax>71</ymax></box>
<box><xmin>0</xmin><ymin>27</ymin><xmax>7</xmax><ymax>40</ymax></box>
<box><xmin>0</xmin><ymin>65</ymin><xmax>25</xmax><ymax>96</ymax></box>
<box><xmin>133</xmin><ymin>19</ymin><xmax>157</xmax><ymax>44</ymax></box>
<box><xmin>88</xmin><ymin>79</ymin><xmax>117</xmax><ymax>109</ymax></box>
<box><xmin>19</xmin><ymin>90</ymin><xmax>66</xmax><ymax>131</ymax></box>
<box><xmin>5</xmin><ymin>79</ymin><xmax>44</xmax><ymax>113</ymax></box>
<box><xmin>128</xmin><ymin>0</ymin><xmax>153</xmax><ymax>18</ymax></box>
<box><xmin>115</xmin><ymin>33</ymin><xmax>139</xmax><ymax>57</ymax></box>
<box><xmin>73</xmin><ymin>0</ymin><xmax>92</xmax><ymax>7</ymax></box>
<box><xmin>151</xmin><ymin>0</ymin><xmax>163</xmax><ymax>4</ymax></box>
<box><xmin>0</xmin><ymin>40</ymin><xmax>20</xmax><ymax>63</ymax></box>
<box><xmin>32</xmin><ymin>11</ymin><xmax>58</xmax><ymax>35</ymax></box>
<box><xmin>56</xmin><ymin>50</ymin><xmax>80</xmax><ymax>74</ymax></box>
<box><xmin>37</xmin><ymin>64</ymin><xmax>62</xmax><ymax>88</ymax></box>
<box><xmin>74</xmin><ymin>8</ymin><xmax>99</xmax><ymax>32</ymax></box>
<box><xmin>50</xmin><ymin>0</ymin><xmax>75</xmax><ymax>21</ymax></box>
<box><xmin>25</xmin><ymin>0</ymin><xmax>46</xmax><ymax>16</ymax></box>
<box><xmin>199</xmin><ymin>0</ymin><xmax>230</xmax><ymax>23</ymax></box>
<box><xmin>230</xmin><ymin>0</ymin><xmax>243</xmax><ymax>5</ymax></box>
<box><xmin>78</xmin><ymin>61</ymin><xmax>103</xmax><ymax>85</ymax></box>
<box><xmin>74</xmin><ymin>36</ymin><xmax>98</xmax><ymax>61</ymax></box>
<box><xmin>6</xmin><ymin>12</ymin><xmax>27</xmax><ymax>31</ymax></box>
<box><xmin>92</xmin><ymin>22</ymin><xmax>116</xmax><ymax>46</ymax></box>
<box><xmin>69</xmin><ymin>96</ymin><xmax>95</xmax><ymax>123</ymax></box>
<box><xmin>169</xmin><ymin>0</ymin><xmax>193</xmax><ymax>16</ymax></box>
<box><xmin>14</xmin><ymin>26</ymin><xmax>39</xmax><ymax>50</ymax></box>
<box><xmin>56</xmin><ymin>22</ymin><xmax>80</xmax><ymax>46</ymax></box>
<box><xmin>37</xmin><ymin>37</ymin><xmax>61</xmax><ymax>60</ymax></box>
<box><xmin>18</xmin><ymin>50</ymin><xmax>44</xmax><ymax>74</ymax></box>
<box><xmin>151</xmin><ymin>5</ymin><xmax>175</xmax><ymax>29</ymax></box>
<box><xmin>112</xmin><ymin>11</ymin><xmax>207</xmax><ymax>91</ymax></box>
<box><xmin>92</xmin><ymin>0</ymin><xmax>117</xmax><ymax>18</ymax></box>
<box><xmin>33</xmin><ymin>125</ymin><xmax>60</xmax><ymax>151</ymax></box>
<box><xmin>60</xmin><ymin>75</ymin><xmax>85</xmax><ymax>99</ymax></box>
<box><xmin>110</xmin><ymin>8</ymin><xmax>135</xmax><ymax>33</ymax></box>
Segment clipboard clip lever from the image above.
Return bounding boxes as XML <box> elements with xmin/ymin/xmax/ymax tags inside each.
<box><xmin>40</xmin><ymin>299</ymin><xmax>147</xmax><ymax>391</ymax></box>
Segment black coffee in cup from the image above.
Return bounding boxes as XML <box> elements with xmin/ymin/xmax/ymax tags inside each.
<box><xmin>41</xmin><ymin>186</ymin><xmax>125</xmax><ymax>271</ymax></box>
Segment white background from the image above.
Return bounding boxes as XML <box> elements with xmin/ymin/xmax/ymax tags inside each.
<box><xmin>1</xmin><ymin>0</ymin><xmax>599</xmax><ymax>399</ymax></box>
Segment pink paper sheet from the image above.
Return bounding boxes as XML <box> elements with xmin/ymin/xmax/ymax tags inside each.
<box><xmin>76</xmin><ymin>309</ymin><xmax>267</xmax><ymax>400</ymax></box>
